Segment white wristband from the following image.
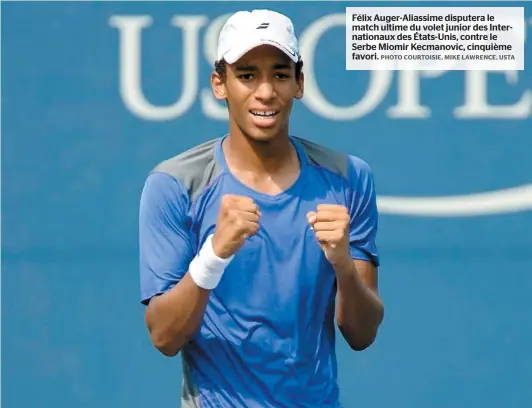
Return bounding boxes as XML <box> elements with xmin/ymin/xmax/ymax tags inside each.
<box><xmin>189</xmin><ymin>234</ymin><xmax>234</xmax><ymax>290</ymax></box>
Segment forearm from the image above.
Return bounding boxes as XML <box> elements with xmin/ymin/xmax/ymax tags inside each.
<box><xmin>334</xmin><ymin>259</ymin><xmax>384</xmax><ymax>350</ymax></box>
<box><xmin>145</xmin><ymin>233</ymin><xmax>236</xmax><ymax>356</ymax></box>
<box><xmin>145</xmin><ymin>272</ymin><xmax>211</xmax><ymax>356</ymax></box>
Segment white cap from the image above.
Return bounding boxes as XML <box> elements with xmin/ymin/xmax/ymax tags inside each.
<box><xmin>216</xmin><ymin>9</ymin><xmax>300</xmax><ymax>64</ymax></box>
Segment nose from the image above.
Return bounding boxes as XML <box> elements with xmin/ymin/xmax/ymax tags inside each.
<box><xmin>254</xmin><ymin>79</ymin><xmax>276</xmax><ymax>102</ymax></box>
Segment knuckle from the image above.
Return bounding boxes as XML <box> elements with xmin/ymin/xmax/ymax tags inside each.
<box><xmin>228</xmin><ymin>209</ymin><xmax>238</xmax><ymax>222</ymax></box>
<box><xmin>221</xmin><ymin>197</ymin><xmax>233</xmax><ymax>211</ymax></box>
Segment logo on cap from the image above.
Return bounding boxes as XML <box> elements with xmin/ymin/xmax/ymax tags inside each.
<box><xmin>256</xmin><ymin>23</ymin><xmax>269</xmax><ymax>29</ymax></box>
<box><xmin>265</xmin><ymin>39</ymin><xmax>297</xmax><ymax>57</ymax></box>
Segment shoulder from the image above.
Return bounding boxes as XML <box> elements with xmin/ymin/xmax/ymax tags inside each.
<box><xmin>294</xmin><ymin>136</ymin><xmax>373</xmax><ymax>183</ymax></box>
<box><xmin>150</xmin><ymin>138</ymin><xmax>223</xmax><ymax>201</ymax></box>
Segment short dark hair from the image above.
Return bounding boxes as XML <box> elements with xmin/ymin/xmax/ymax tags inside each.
<box><xmin>214</xmin><ymin>58</ymin><xmax>304</xmax><ymax>81</ymax></box>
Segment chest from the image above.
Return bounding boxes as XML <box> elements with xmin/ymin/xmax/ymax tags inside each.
<box><xmin>195</xmin><ymin>192</ymin><xmax>340</xmax><ymax>297</ymax></box>
<box><xmin>192</xmin><ymin>188</ymin><xmax>345</xmax><ymax>341</ymax></box>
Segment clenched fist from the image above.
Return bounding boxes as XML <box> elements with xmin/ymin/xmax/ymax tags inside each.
<box><xmin>211</xmin><ymin>195</ymin><xmax>261</xmax><ymax>259</ymax></box>
<box><xmin>307</xmin><ymin>204</ymin><xmax>351</xmax><ymax>266</ymax></box>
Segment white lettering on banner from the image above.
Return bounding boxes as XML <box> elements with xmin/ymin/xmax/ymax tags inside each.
<box><xmin>109</xmin><ymin>15</ymin><xmax>207</xmax><ymax>120</ymax></box>
<box><xmin>455</xmin><ymin>70</ymin><xmax>532</xmax><ymax>118</ymax></box>
<box><xmin>200</xmin><ymin>13</ymin><xmax>233</xmax><ymax>120</ymax></box>
<box><xmin>298</xmin><ymin>14</ymin><xmax>393</xmax><ymax>120</ymax></box>
<box><xmin>388</xmin><ymin>70</ymin><xmax>447</xmax><ymax>118</ymax></box>
<box><xmin>108</xmin><ymin>14</ymin><xmax>532</xmax><ymax>217</ymax></box>
<box><xmin>109</xmin><ymin>14</ymin><xmax>532</xmax><ymax>121</ymax></box>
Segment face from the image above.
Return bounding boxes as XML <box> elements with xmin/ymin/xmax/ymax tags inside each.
<box><xmin>211</xmin><ymin>45</ymin><xmax>304</xmax><ymax>143</ymax></box>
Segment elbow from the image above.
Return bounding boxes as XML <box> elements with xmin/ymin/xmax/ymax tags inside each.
<box><xmin>350</xmin><ymin>343</ymin><xmax>371</xmax><ymax>351</ymax></box>
<box><xmin>338</xmin><ymin>315</ymin><xmax>383</xmax><ymax>351</ymax></box>
<box><xmin>156</xmin><ymin>342</ymin><xmax>181</xmax><ymax>357</ymax></box>
<box><xmin>145</xmin><ymin>304</ymin><xmax>193</xmax><ymax>357</ymax></box>
<box><xmin>150</xmin><ymin>331</ymin><xmax>189</xmax><ymax>357</ymax></box>
<box><xmin>338</xmin><ymin>323</ymin><xmax>378</xmax><ymax>351</ymax></box>
<box><xmin>345</xmin><ymin>333</ymin><xmax>377</xmax><ymax>351</ymax></box>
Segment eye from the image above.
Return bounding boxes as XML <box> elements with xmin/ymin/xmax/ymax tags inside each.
<box><xmin>238</xmin><ymin>73</ymin><xmax>254</xmax><ymax>80</ymax></box>
<box><xmin>275</xmin><ymin>73</ymin><xmax>291</xmax><ymax>79</ymax></box>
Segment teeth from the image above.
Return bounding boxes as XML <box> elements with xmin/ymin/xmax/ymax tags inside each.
<box><xmin>251</xmin><ymin>110</ymin><xmax>277</xmax><ymax>117</ymax></box>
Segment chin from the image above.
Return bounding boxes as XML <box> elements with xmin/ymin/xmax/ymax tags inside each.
<box><xmin>244</xmin><ymin>127</ymin><xmax>281</xmax><ymax>143</ymax></box>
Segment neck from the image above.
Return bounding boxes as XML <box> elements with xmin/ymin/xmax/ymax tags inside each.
<box><xmin>223</xmin><ymin>128</ymin><xmax>297</xmax><ymax>175</ymax></box>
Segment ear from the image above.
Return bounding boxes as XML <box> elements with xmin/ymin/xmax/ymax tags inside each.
<box><xmin>211</xmin><ymin>71</ymin><xmax>226</xmax><ymax>100</ymax></box>
<box><xmin>294</xmin><ymin>71</ymin><xmax>304</xmax><ymax>100</ymax></box>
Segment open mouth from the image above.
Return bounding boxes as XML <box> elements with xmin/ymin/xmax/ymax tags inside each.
<box><xmin>250</xmin><ymin>110</ymin><xmax>279</xmax><ymax>118</ymax></box>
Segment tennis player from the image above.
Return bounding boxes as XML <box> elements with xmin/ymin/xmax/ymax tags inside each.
<box><xmin>139</xmin><ymin>9</ymin><xmax>384</xmax><ymax>408</ymax></box>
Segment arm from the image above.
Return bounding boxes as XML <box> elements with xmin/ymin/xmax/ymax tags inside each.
<box><xmin>145</xmin><ymin>274</ymin><xmax>211</xmax><ymax>357</ymax></box>
<box><xmin>139</xmin><ymin>177</ymin><xmax>260</xmax><ymax>357</ymax></box>
<box><xmin>139</xmin><ymin>172</ymin><xmax>208</xmax><ymax>357</ymax></box>
<box><xmin>336</xmin><ymin>157</ymin><xmax>383</xmax><ymax>350</ymax></box>
<box><xmin>334</xmin><ymin>258</ymin><xmax>384</xmax><ymax>350</ymax></box>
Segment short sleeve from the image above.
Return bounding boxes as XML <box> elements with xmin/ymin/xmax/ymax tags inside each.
<box><xmin>139</xmin><ymin>172</ymin><xmax>194</xmax><ymax>305</ymax></box>
<box><xmin>346</xmin><ymin>156</ymin><xmax>380</xmax><ymax>267</ymax></box>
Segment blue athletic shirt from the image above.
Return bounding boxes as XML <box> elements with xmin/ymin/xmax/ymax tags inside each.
<box><xmin>139</xmin><ymin>135</ymin><xmax>379</xmax><ymax>408</ymax></box>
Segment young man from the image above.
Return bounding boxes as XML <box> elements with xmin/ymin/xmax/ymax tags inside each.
<box><xmin>139</xmin><ymin>9</ymin><xmax>384</xmax><ymax>408</ymax></box>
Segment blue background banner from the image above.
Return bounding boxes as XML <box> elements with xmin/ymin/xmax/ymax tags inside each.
<box><xmin>2</xmin><ymin>1</ymin><xmax>531</xmax><ymax>407</ymax></box>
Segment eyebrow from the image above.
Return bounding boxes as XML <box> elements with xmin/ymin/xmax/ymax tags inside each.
<box><xmin>234</xmin><ymin>63</ymin><xmax>292</xmax><ymax>71</ymax></box>
<box><xmin>235</xmin><ymin>65</ymin><xmax>257</xmax><ymax>72</ymax></box>
<box><xmin>272</xmin><ymin>63</ymin><xmax>292</xmax><ymax>70</ymax></box>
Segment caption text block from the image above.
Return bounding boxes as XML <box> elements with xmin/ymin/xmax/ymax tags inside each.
<box><xmin>345</xmin><ymin>7</ymin><xmax>525</xmax><ymax>70</ymax></box>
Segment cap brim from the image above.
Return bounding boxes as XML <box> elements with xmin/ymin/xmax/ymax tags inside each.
<box><xmin>223</xmin><ymin>39</ymin><xmax>299</xmax><ymax>64</ymax></box>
